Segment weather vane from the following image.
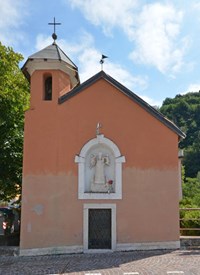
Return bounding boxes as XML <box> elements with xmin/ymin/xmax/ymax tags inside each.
<box><xmin>100</xmin><ymin>54</ymin><xmax>108</xmax><ymax>70</ymax></box>
<box><xmin>48</xmin><ymin>17</ymin><xmax>61</xmax><ymax>44</ymax></box>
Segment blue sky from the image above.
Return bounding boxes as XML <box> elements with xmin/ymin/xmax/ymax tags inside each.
<box><xmin>1</xmin><ymin>0</ymin><xmax>200</xmax><ymax>106</ymax></box>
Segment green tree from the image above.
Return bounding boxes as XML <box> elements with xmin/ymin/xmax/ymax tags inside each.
<box><xmin>160</xmin><ymin>92</ymin><xmax>200</xmax><ymax>177</ymax></box>
<box><xmin>0</xmin><ymin>42</ymin><xmax>29</xmax><ymax>201</ymax></box>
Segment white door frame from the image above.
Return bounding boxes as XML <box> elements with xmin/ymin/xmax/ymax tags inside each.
<box><xmin>83</xmin><ymin>203</ymin><xmax>116</xmax><ymax>252</ymax></box>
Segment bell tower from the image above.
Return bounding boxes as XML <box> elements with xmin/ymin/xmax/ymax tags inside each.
<box><xmin>22</xmin><ymin>42</ymin><xmax>80</xmax><ymax>108</ymax></box>
<box><xmin>22</xmin><ymin>17</ymin><xmax>79</xmax><ymax>107</ymax></box>
<box><xmin>21</xmin><ymin>25</ymin><xmax>80</xmax><ymax>177</ymax></box>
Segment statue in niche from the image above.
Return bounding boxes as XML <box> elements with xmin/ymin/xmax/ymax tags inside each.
<box><xmin>90</xmin><ymin>152</ymin><xmax>110</xmax><ymax>192</ymax></box>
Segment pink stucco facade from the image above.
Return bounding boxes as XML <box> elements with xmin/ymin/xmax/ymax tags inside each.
<box><xmin>20</xmin><ymin>51</ymin><xmax>183</xmax><ymax>255</ymax></box>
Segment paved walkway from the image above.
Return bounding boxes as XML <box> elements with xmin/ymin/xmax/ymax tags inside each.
<box><xmin>0</xmin><ymin>249</ymin><xmax>200</xmax><ymax>275</ymax></box>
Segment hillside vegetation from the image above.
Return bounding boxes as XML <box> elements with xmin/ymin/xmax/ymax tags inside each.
<box><xmin>160</xmin><ymin>92</ymin><xmax>200</xmax><ymax>234</ymax></box>
<box><xmin>160</xmin><ymin>92</ymin><xmax>200</xmax><ymax>179</ymax></box>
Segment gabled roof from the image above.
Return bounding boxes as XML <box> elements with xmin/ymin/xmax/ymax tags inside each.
<box><xmin>59</xmin><ymin>70</ymin><xmax>185</xmax><ymax>139</ymax></box>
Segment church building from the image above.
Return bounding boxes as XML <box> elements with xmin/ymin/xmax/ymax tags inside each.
<box><xmin>20</xmin><ymin>36</ymin><xmax>185</xmax><ymax>256</ymax></box>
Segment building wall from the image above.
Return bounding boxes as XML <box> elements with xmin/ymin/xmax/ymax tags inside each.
<box><xmin>20</xmin><ymin>74</ymin><xmax>180</xmax><ymax>251</ymax></box>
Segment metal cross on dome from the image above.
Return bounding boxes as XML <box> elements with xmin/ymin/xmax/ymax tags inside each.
<box><xmin>48</xmin><ymin>17</ymin><xmax>61</xmax><ymax>43</ymax></box>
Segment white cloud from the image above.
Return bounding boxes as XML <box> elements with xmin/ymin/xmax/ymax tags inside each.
<box><xmin>67</xmin><ymin>1</ymin><xmax>189</xmax><ymax>76</ymax></box>
<box><xmin>0</xmin><ymin>0</ymin><xmax>28</xmax><ymax>46</ymax></box>
<box><xmin>35</xmin><ymin>31</ymin><xmax>148</xmax><ymax>94</ymax></box>
<box><xmin>139</xmin><ymin>95</ymin><xmax>163</xmax><ymax>107</ymax></box>
<box><xmin>104</xmin><ymin>63</ymin><xmax>148</xmax><ymax>92</ymax></box>
<box><xmin>78</xmin><ymin>48</ymin><xmax>148</xmax><ymax>92</ymax></box>
<box><xmin>130</xmin><ymin>3</ymin><xmax>188</xmax><ymax>76</ymax></box>
<box><xmin>35</xmin><ymin>35</ymin><xmax>53</xmax><ymax>50</ymax></box>
<box><xmin>182</xmin><ymin>84</ymin><xmax>200</xmax><ymax>94</ymax></box>
<box><xmin>67</xmin><ymin>0</ymin><xmax>137</xmax><ymax>36</ymax></box>
<box><xmin>192</xmin><ymin>2</ymin><xmax>200</xmax><ymax>10</ymax></box>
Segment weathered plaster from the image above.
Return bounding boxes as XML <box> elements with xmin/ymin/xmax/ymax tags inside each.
<box><xmin>32</xmin><ymin>204</ymin><xmax>44</xmax><ymax>215</ymax></box>
<box><xmin>20</xmin><ymin>174</ymin><xmax>82</xmax><ymax>249</ymax></box>
<box><xmin>20</xmin><ymin>166</ymin><xmax>180</xmax><ymax>250</ymax></box>
<box><xmin>21</xmin><ymin>72</ymin><xmax>181</xmax><ymax>253</ymax></box>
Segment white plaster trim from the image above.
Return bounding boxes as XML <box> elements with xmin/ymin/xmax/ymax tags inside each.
<box><xmin>83</xmin><ymin>204</ymin><xmax>116</xmax><ymax>252</ymax></box>
<box><xmin>116</xmin><ymin>241</ymin><xmax>180</xmax><ymax>251</ymax></box>
<box><xmin>20</xmin><ymin>245</ymin><xmax>83</xmax><ymax>256</ymax></box>
<box><xmin>84</xmin><ymin>249</ymin><xmax>114</xmax><ymax>254</ymax></box>
<box><xmin>79</xmin><ymin>134</ymin><xmax>122</xmax><ymax>158</ymax></box>
<box><xmin>116</xmin><ymin>156</ymin><xmax>126</xmax><ymax>162</ymax></box>
<box><xmin>75</xmin><ymin>134</ymin><xmax>125</xmax><ymax>200</ymax></box>
<box><xmin>79</xmin><ymin>192</ymin><xmax>121</xmax><ymax>200</ymax></box>
<box><xmin>26</xmin><ymin>60</ymin><xmax>78</xmax><ymax>88</ymax></box>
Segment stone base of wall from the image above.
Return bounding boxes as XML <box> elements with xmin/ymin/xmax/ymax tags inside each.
<box><xmin>20</xmin><ymin>245</ymin><xmax>83</xmax><ymax>256</ymax></box>
<box><xmin>116</xmin><ymin>241</ymin><xmax>180</xmax><ymax>251</ymax></box>
<box><xmin>180</xmin><ymin>236</ymin><xmax>200</xmax><ymax>249</ymax></box>
<box><xmin>20</xmin><ymin>241</ymin><xmax>180</xmax><ymax>256</ymax></box>
<box><xmin>2</xmin><ymin>238</ymin><xmax>200</xmax><ymax>257</ymax></box>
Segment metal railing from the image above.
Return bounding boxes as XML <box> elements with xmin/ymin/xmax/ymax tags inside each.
<box><xmin>180</xmin><ymin>208</ymin><xmax>200</xmax><ymax>235</ymax></box>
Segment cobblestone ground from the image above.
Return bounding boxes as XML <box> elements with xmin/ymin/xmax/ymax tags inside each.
<box><xmin>0</xmin><ymin>250</ymin><xmax>199</xmax><ymax>275</ymax></box>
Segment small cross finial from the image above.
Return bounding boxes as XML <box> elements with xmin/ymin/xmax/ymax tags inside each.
<box><xmin>48</xmin><ymin>17</ymin><xmax>61</xmax><ymax>43</ymax></box>
<box><xmin>96</xmin><ymin>122</ymin><xmax>102</xmax><ymax>135</ymax></box>
<box><xmin>100</xmin><ymin>54</ymin><xmax>108</xmax><ymax>70</ymax></box>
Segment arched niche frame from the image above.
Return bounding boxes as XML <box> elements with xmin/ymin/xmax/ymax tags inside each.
<box><xmin>75</xmin><ymin>134</ymin><xmax>126</xmax><ymax>199</ymax></box>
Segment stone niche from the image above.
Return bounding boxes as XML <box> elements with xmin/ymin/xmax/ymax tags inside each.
<box><xmin>75</xmin><ymin>134</ymin><xmax>125</xmax><ymax>200</ymax></box>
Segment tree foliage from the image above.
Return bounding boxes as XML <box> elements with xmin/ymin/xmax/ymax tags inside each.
<box><xmin>160</xmin><ymin>92</ymin><xmax>200</xmax><ymax>178</ymax></box>
<box><xmin>180</xmin><ymin>174</ymin><xmax>200</xmax><ymax>235</ymax></box>
<box><xmin>0</xmin><ymin>42</ymin><xmax>29</xmax><ymax>201</ymax></box>
<box><xmin>161</xmin><ymin>94</ymin><xmax>200</xmax><ymax>234</ymax></box>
